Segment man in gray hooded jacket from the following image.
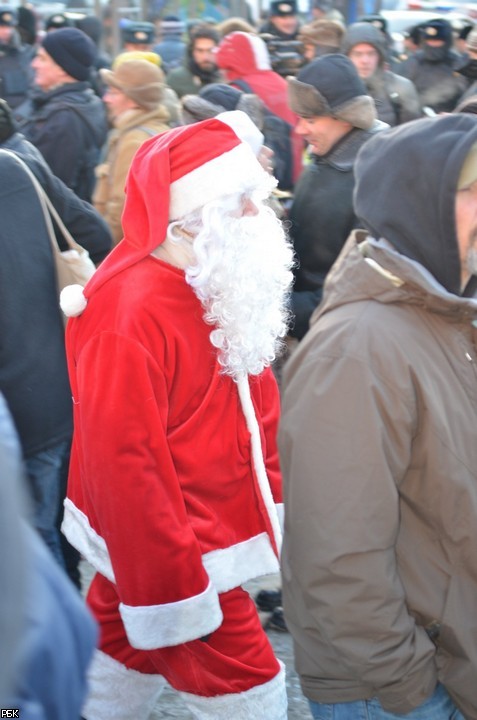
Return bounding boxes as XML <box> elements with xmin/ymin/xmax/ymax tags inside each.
<box><xmin>342</xmin><ymin>21</ymin><xmax>421</xmax><ymax>126</ymax></box>
<box><xmin>279</xmin><ymin>114</ymin><xmax>477</xmax><ymax>719</ymax></box>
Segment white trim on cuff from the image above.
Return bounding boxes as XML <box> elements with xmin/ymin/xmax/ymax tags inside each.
<box><xmin>119</xmin><ymin>581</ymin><xmax>223</xmax><ymax>649</ymax></box>
<box><xmin>203</xmin><ymin>532</ymin><xmax>279</xmax><ymax>594</ymax></box>
<box><xmin>82</xmin><ymin>649</ymin><xmax>166</xmax><ymax>720</ymax></box>
<box><xmin>179</xmin><ymin>662</ymin><xmax>287</xmax><ymax>720</ymax></box>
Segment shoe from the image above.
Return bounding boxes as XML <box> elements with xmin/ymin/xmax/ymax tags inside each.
<box><xmin>266</xmin><ymin>607</ymin><xmax>288</xmax><ymax>632</ymax></box>
<box><xmin>255</xmin><ymin>589</ymin><xmax>282</xmax><ymax>612</ymax></box>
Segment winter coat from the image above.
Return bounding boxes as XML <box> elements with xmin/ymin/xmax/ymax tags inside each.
<box><xmin>279</xmin><ymin>114</ymin><xmax>477</xmax><ymax>720</ymax></box>
<box><xmin>20</xmin><ymin>82</ymin><xmax>108</xmax><ymax>202</ymax></box>
<box><xmin>62</xmin><ymin>257</ymin><xmax>283</xmax><ymax>650</ymax></box>
<box><xmin>0</xmin><ymin>133</ymin><xmax>112</xmax><ymax>458</ymax></box>
<box><xmin>288</xmin><ymin>120</ymin><xmax>388</xmax><ymax>339</ymax></box>
<box><xmin>0</xmin><ymin>32</ymin><xmax>33</xmax><ymax>109</ymax></box>
<box><xmin>0</xmin><ymin>394</ymin><xmax>97</xmax><ymax>717</ymax></box>
<box><xmin>280</xmin><ymin>231</ymin><xmax>477</xmax><ymax>717</ymax></box>
<box><xmin>397</xmin><ymin>45</ymin><xmax>468</xmax><ymax>113</ymax></box>
<box><xmin>152</xmin><ymin>35</ymin><xmax>186</xmax><ymax>73</ymax></box>
<box><xmin>94</xmin><ymin>106</ymin><xmax>169</xmax><ymax>245</ymax></box>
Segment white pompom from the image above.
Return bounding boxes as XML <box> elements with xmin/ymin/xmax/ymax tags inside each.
<box><xmin>60</xmin><ymin>284</ymin><xmax>88</xmax><ymax>317</ymax></box>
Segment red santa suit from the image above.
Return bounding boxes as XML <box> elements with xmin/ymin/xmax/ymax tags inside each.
<box><xmin>61</xmin><ymin>115</ymin><xmax>287</xmax><ymax>720</ymax></box>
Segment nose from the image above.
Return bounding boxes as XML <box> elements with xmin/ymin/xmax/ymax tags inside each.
<box><xmin>242</xmin><ymin>197</ymin><xmax>259</xmax><ymax>217</ymax></box>
<box><xmin>295</xmin><ymin>117</ymin><xmax>309</xmax><ymax>136</ymax></box>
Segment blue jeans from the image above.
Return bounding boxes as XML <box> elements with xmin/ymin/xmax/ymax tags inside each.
<box><xmin>25</xmin><ymin>440</ymin><xmax>70</xmax><ymax>568</ymax></box>
<box><xmin>309</xmin><ymin>683</ymin><xmax>464</xmax><ymax>719</ymax></box>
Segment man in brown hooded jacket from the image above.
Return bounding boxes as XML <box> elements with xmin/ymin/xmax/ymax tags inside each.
<box><xmin>279</xmin><ymin>114</ymin><xmax>477</xmax><ymax>720</ymax></box>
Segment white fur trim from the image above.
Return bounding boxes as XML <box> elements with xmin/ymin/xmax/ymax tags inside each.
<box><xmin>203</xmin><ymin>532</ymin><xmax>279</xmax><ymax>593</ymax></box>
<box><xmin>247</xmin><ymin>33</ymin><xmax>272</xmax><ymax>70</ymax></box>
<box><xmin>169</xmin><ymin>144</ymin><xmax>266</xmax><ymax>220</ymax></box>
<box><xmin>59</xmin><ymin>283</ymin><xmax>88</xmax><ymax>317</ymax></box>
<box><xmin>63</xmin><ymin>500</ymin><xmax>280</xmax><ymax>593</ymax></box>
<box><xmin>180</xmin><ymin>662</ymin><xmax>287</xmax><ymax>720</ymax></box>
<box><xmin>217</xmin><ymin>110</ymin><xmax>264</xmax><ymax>156</ymax></box>
<box><xmin>82</xmin><ymin>649</ymin><xmax>166</xmax><ymax>720</ymax></box>
<box><xmin>62</xmin><ymin>498</ymin><xmax>116</xmax><ymax>583</ymax></box>
<box><xmin>237</xmin><ymin>375</ymin><xmax>283</xmax><ymax>555</ymax></box>
<box><xmin>119</xmin><ymin>581</ymin><xmax>223</xmax><ymax>649</ymax></box>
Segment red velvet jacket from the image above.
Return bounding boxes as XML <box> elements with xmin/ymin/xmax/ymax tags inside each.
<box><xmin>62</xmin><ymin>256</ymin><xmax>283</xmax><ymax>650</ymax></box>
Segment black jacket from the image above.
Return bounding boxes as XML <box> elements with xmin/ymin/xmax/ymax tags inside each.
<box><xmin>0</xmin><ymin>134</ymin><xmax>112</xmax><ymax>458</ymax></box>
<box><xmin>289</xmin><ymin>121</ymin><xmax>387</xmax><ymax>339</ymax></box>
<box><xmin>19</xmin><ymin>82</ymin><xmax>107</xmax><ymax>202</ymax></box>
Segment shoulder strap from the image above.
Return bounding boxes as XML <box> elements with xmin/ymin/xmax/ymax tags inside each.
<box><xmin>0</xmin><ymin>149</ymin><xmax>82</xmax><ymax>256</ymax></box>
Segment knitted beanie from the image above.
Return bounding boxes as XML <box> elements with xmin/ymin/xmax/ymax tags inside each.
<box><xmin>342</xmin><ymin>22</ymin><xmax>386</xmax><ymax>61</ymax></box>
<box><xmin>288</xmin><ymin>53</ymin><xmax>376</xmax><ymax>129</ymax></box>
<box><xmin>42</xmin><ymin>27</ymin><xmax>96</xmax><ymax>81</ymax></box>
<box><xmin>100</xmin><ymin>59</ymin><xmax>164</xmax><ymax>111</ymax></box>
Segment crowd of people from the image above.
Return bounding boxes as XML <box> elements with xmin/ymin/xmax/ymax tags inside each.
<box><xmin>1</xmin><ymin>1</ymin><xmax>477</xmax><ymax>718</ymax></box>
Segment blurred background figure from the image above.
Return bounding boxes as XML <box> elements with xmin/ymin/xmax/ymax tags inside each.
<box><xmin>298</xmin><ymin>19</ymin><xmax>344</xmax><ymax>61</ymax></box>
<box><xmin>342</xmin><ymin>22</ymin><xmax>422</xmax><ymax>126</ymax></box>
<box><xmin>94</xmin><ymin>58</ymin><xmax>169</xmax><ymax>244</ymax></box>
<box><xmin>121</xmin><ymin>19</ymin><xmax>155</xmax><ymax>51</ymax></box>
<box><xmin>0</xmin><ymin>98</ymin><xmax>111</xmax><ymax>584</ymax></box>
<box><xmin>397</xmin><ymin>18</ymin><xmax>468</xmax><ymax>113</ymax></box>
<box><xmin>113</xmin><ymin>49</ymin><xmax>181</xmax><ymax>125</ymax></box>
<box><xmin>260</xmin><ymin>0</ymin><xmax>301</xmax><ymax>41</ymax></box>
<box><xmin>0</xmin><ymin>391</ymin><xmax>97</xmax><ymax>719</ymax></box>
<box><xmin>20</xmin><ymin>27</ymin><xmax>108</xmax><ymax>202</ymax></box>
<box><xmin>152</xmin><ymin>14</ymin><xmax>186</xmax><ymax>73</ymax></box>
<box><xmin>166</xmin><ymin>24</ymin><xmax>221</xmax><ymax>97</ymax></box>
<box><xmin>216</xmin><ymin>30</ymin><xmax>302</xmax><ymax>187</ymax></box>
<box><xmin>0</xmin><ymin>6</ymin><xmax>34</xmax><ymax>111</ymax></box>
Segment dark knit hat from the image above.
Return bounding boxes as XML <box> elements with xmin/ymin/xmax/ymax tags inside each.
<box><xmin>270</xmin><ymin>0</ymin><xmax>297</xmax><ymax>16</ymax></box>
<box><xmin>342</xmin><ymin>22</ymin><xmax>386</xmax><ymax>61</ymax></box>
<box><xmin>288</xmin><ymin>53</ymin><xmax>376</xmax><ymax>129</ymax></box>
<box><xmin>42</xmin><ymin>27</ymin><xmax>96</xmax><ymax>81</ymax></box>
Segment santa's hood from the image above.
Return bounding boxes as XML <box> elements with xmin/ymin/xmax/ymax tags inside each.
<box><xmin>216</xmin><ymin>32</ymin><xmax>272</xmax><ymax>79</ymax></box>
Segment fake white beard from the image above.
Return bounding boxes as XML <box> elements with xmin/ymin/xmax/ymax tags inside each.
<box><xmin>178</xmin><ymin>195</ymin><xmax>294</xmax><ymax>379</ymax></box>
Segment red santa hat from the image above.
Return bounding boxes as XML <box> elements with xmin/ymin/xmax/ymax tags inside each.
<box><xmin>61</xmin><ymin>111</ymin><xmax>268</xmax><ymax>318</ymax></box>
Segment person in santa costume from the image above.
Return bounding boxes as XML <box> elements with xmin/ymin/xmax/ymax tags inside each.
<box><xmin>59</xmin><ymin>110</ymin><xmax>294</xmax><ymax>720</ymax></box>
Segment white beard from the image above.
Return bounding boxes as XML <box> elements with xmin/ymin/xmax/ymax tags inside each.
<box><xmin>182</xmin><ymin>196</ymin><xmax>294</xmax><ymax>379</ymax></box>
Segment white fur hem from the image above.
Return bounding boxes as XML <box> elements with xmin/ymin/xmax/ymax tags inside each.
<box><xmin>203</xmin><ymin>532</ymin><xmax>279</xmax><ymax>593</ymax></box>
<box><xmin>120</xmin><ymin>581</ymin><xmax>223</xmax><ymax>649</ymax></box>
<box><xmin>180</xmin><ymin>663</ymin><xmax>287</xmax><ymax>720</ymax></box>
<box><xmin>82</xmin><ymin>649</ymin><xmax>165</xmax><ymax>720</ymax></box>
<box><xmin>62</xmin><ymin>498</ymin><xmax>116</xmax><ymax>583</ymax></box>
<box><xmin>62</xmin><ymin>500</ymin><xmax>279</xmax><ymax>595</ymax></box>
